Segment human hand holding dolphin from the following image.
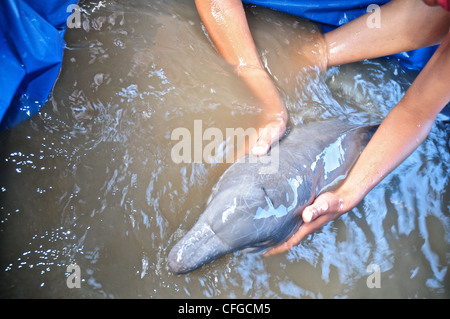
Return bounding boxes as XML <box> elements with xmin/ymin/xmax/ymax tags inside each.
<box><xmin>195</xmin><ymin>0</ymin><xmax>287</xmax><ymax>157</ymax></box>
<box><xmin>265</xmin><ymin>0</ymin><xmax>450</xmax><ymax>256</ymax></box>
<box><xmin>264</xmin><ymin>192</ymin><xmax>348</xmax><ymax>256</ymax></box>
<box><xmin>266</xmin><ymin>21</ymin><xmax>450</xmax><ymax>256</ymax></box>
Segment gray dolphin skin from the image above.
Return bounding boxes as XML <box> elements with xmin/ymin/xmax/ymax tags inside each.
<box><xmin>168</xmin><ymin>120</ymin><xmax>378</xmax><ymax>274</ymax></box>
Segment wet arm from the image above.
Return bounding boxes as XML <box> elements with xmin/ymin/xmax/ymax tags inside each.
<box><xmin>195</xmin><ymin>0</ymin><xmax>287</xmax><ymax>155</ymax></box>
<box><xmin>329</xmin><ymin>31</ymin><xmax>450</xmax><ymax>213</ymax></box>
<box><xmin>266</xmin><ymin>31</ymin><xmax>450</xmax><ymax>255</ymax></box>
<box><xmin>325</xmin><ymin>0</ymin><xmax>450</xmax><ymax>67</ymax></box>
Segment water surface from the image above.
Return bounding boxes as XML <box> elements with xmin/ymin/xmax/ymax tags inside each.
<box><xmin>0</xmin><ymin>0</ymin><xmax>448</xmax><ymax>298</ymax></box>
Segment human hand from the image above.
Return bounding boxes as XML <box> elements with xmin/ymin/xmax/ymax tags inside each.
<box><xmin>264</xmin><ymin>192</ymin><xmax>347</xmax><ymax>256</ymax></box>
<box><xmin>251</xmin><ymin>117</ymin><xmax>286</xmax><ymax>156</ymax></box>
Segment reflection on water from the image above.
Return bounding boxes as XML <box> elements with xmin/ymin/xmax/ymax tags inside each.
<box><xmin>0</xmin><ymin>0</ymin><xmax>448</xmax><ymax>298</ymax></box>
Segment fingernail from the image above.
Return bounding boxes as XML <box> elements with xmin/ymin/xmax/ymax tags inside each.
<box><xmin>303</xmin><ymin>209</ymin><xmax>313</xmax><ymax>222</ymax></box>
<box><xmin>252</xmin><ymin>144</ymin><xmax>267</xmax><ymax>156</ymax></box>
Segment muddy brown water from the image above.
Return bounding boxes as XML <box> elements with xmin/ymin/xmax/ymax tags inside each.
<box><xmin>0</xmin><ymin>0</ymin><xmax>448</xmax><ymax>298</ymax></box>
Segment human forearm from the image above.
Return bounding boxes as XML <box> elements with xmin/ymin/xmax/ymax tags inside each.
<box><xmin>335</xmin><ymin>103</ymin><xmax>435</xmax><ymax>212</ymax></box>
<box><xmin>336</xmin><ymin>31</ymin><xmax>450</xmax><ymax>211</ymax></box>
<box><xmin>267</xmin><ymin>31</ymin><xmax>450</xmax><ymax>254</ymax></box>
<box><xmin>237</xmin><ymin>66</ymin><xmax>286</xmax><ymax>119</ymax></box>
<box><xmin>195</xmin><ymin>0</ymin><xmax>287</xmax><ymax>155</ymax></box>
<box><xmin>195</xmin><ymin>0</ymin><xmax>284</xmax><ymax>107</ymax></box>
<box><xmin>325</xmin><ymin>0</ymin><xmax>450</xmax><ymax>67</ymax></box>
<box><xmin>195</xmin><ymin>0</ymin><xmax>262</xmax><ymax>69</ymax></box>
<box><xmin>316</xmin><ymin>30</ymin><xmax>450</xmax><ymax>219</ymax></box>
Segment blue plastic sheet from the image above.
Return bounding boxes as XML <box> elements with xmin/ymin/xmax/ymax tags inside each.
<box><xmin>244</xmin><ymin>0</ymin><xmax>390</xmax><ymax>27</ymax></box>
<box><xmin>243</xmin><ymin>0</ymin><xmax>437</xmax><ymax>70</ymax></box>
<box><xmin>0</xmin><ymin>0</ymin><xmax>77</xmax><ymax>130</ymax></box>
<box><xmin>0</xmin><ymin>0</ymin><xmax>440</xmax><ymax>129</ymax></box>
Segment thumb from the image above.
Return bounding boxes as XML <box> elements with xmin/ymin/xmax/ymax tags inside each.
<box><xmin>302</xmin><ymin>192</ymin><xmax>343</xmax><ymax>223</ymax></box>
<box><xmin>302</xmin><ymin>201</ymin><xmax>328</xmax><ymax>223</ymax></box>
<box><xmin>252</xmin><ymin>121</ymin><xmax>285</xmax><ymax>156</ymax></box>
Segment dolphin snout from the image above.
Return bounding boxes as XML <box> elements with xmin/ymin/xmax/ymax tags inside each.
<box><xmin>168</xmin><ymin>220</ymin><xmax>230</xmax><ymax>274</ymax></box>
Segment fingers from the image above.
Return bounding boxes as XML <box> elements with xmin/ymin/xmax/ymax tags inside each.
<box><xmin>264</xmin><ymin>232</ymin><xmax>303</xmax><ymax>256</ymax></box>
<box><xmin>264</xmin><ymin>211</ymin><xmax>336</xmax><ymax>256</ymax></box>
<box><xmin>264</xmin><ymin>192</ymin><xmax>346</xmax><ymax>256</ymax></box>
<box><xmin>302</xmin><ymin>201</ymin><xmax>332</xmax><ymax>223</ymax></box>
<box><xmin>264</xmin><ymin>243</ymin><xmax>290</xmax><ymax>256</ymax></box>
<box><xmin>264</xmin><ymin>214</ymin><xmax>326</xmax><ymax>256</ymax></box>
<box><xmin>251</xmin><ymin>129</ymin><xmax>271</xmax><ymax>156</ymax></box>
<box><xmin>303</xmin><ymin>193</ymin><xmax>343</xmax><ymax>223</ymax></box>
<box><xmin>251</xmin><ymin>120</ymin><xmax>286</xmax><ymax>156</ymax></box>
<box><xmin>302</xmin><ymin>202</ymin><xmax>328</xmax><ymax>223</ymax></box>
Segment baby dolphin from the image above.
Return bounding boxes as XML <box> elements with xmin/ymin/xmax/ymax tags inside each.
<box><xmin>168</xmin><ymin>120</ymin><xmax>377</xmax><ymax>274</ymax></box>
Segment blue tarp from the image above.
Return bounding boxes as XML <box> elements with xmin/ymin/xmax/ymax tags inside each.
<box><xmin>0</xmin><ymin>0</ymin><xmax>439</xmax><ymax>129</ymax></box>
<box><xmin>0</xmin><ymin>0</ymin><xmax>77</xmax><ymax>130</ymax></box>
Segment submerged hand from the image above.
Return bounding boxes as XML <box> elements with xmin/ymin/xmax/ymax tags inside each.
<box><xmin>264</xmin><ymin>192</ymin><xmax>346</xmax><ymax>256</ymax></box>
<box><xmin>233</xmin><ymin>65</ymin><xmax>287</xmax><ymax>157</ymax></box>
